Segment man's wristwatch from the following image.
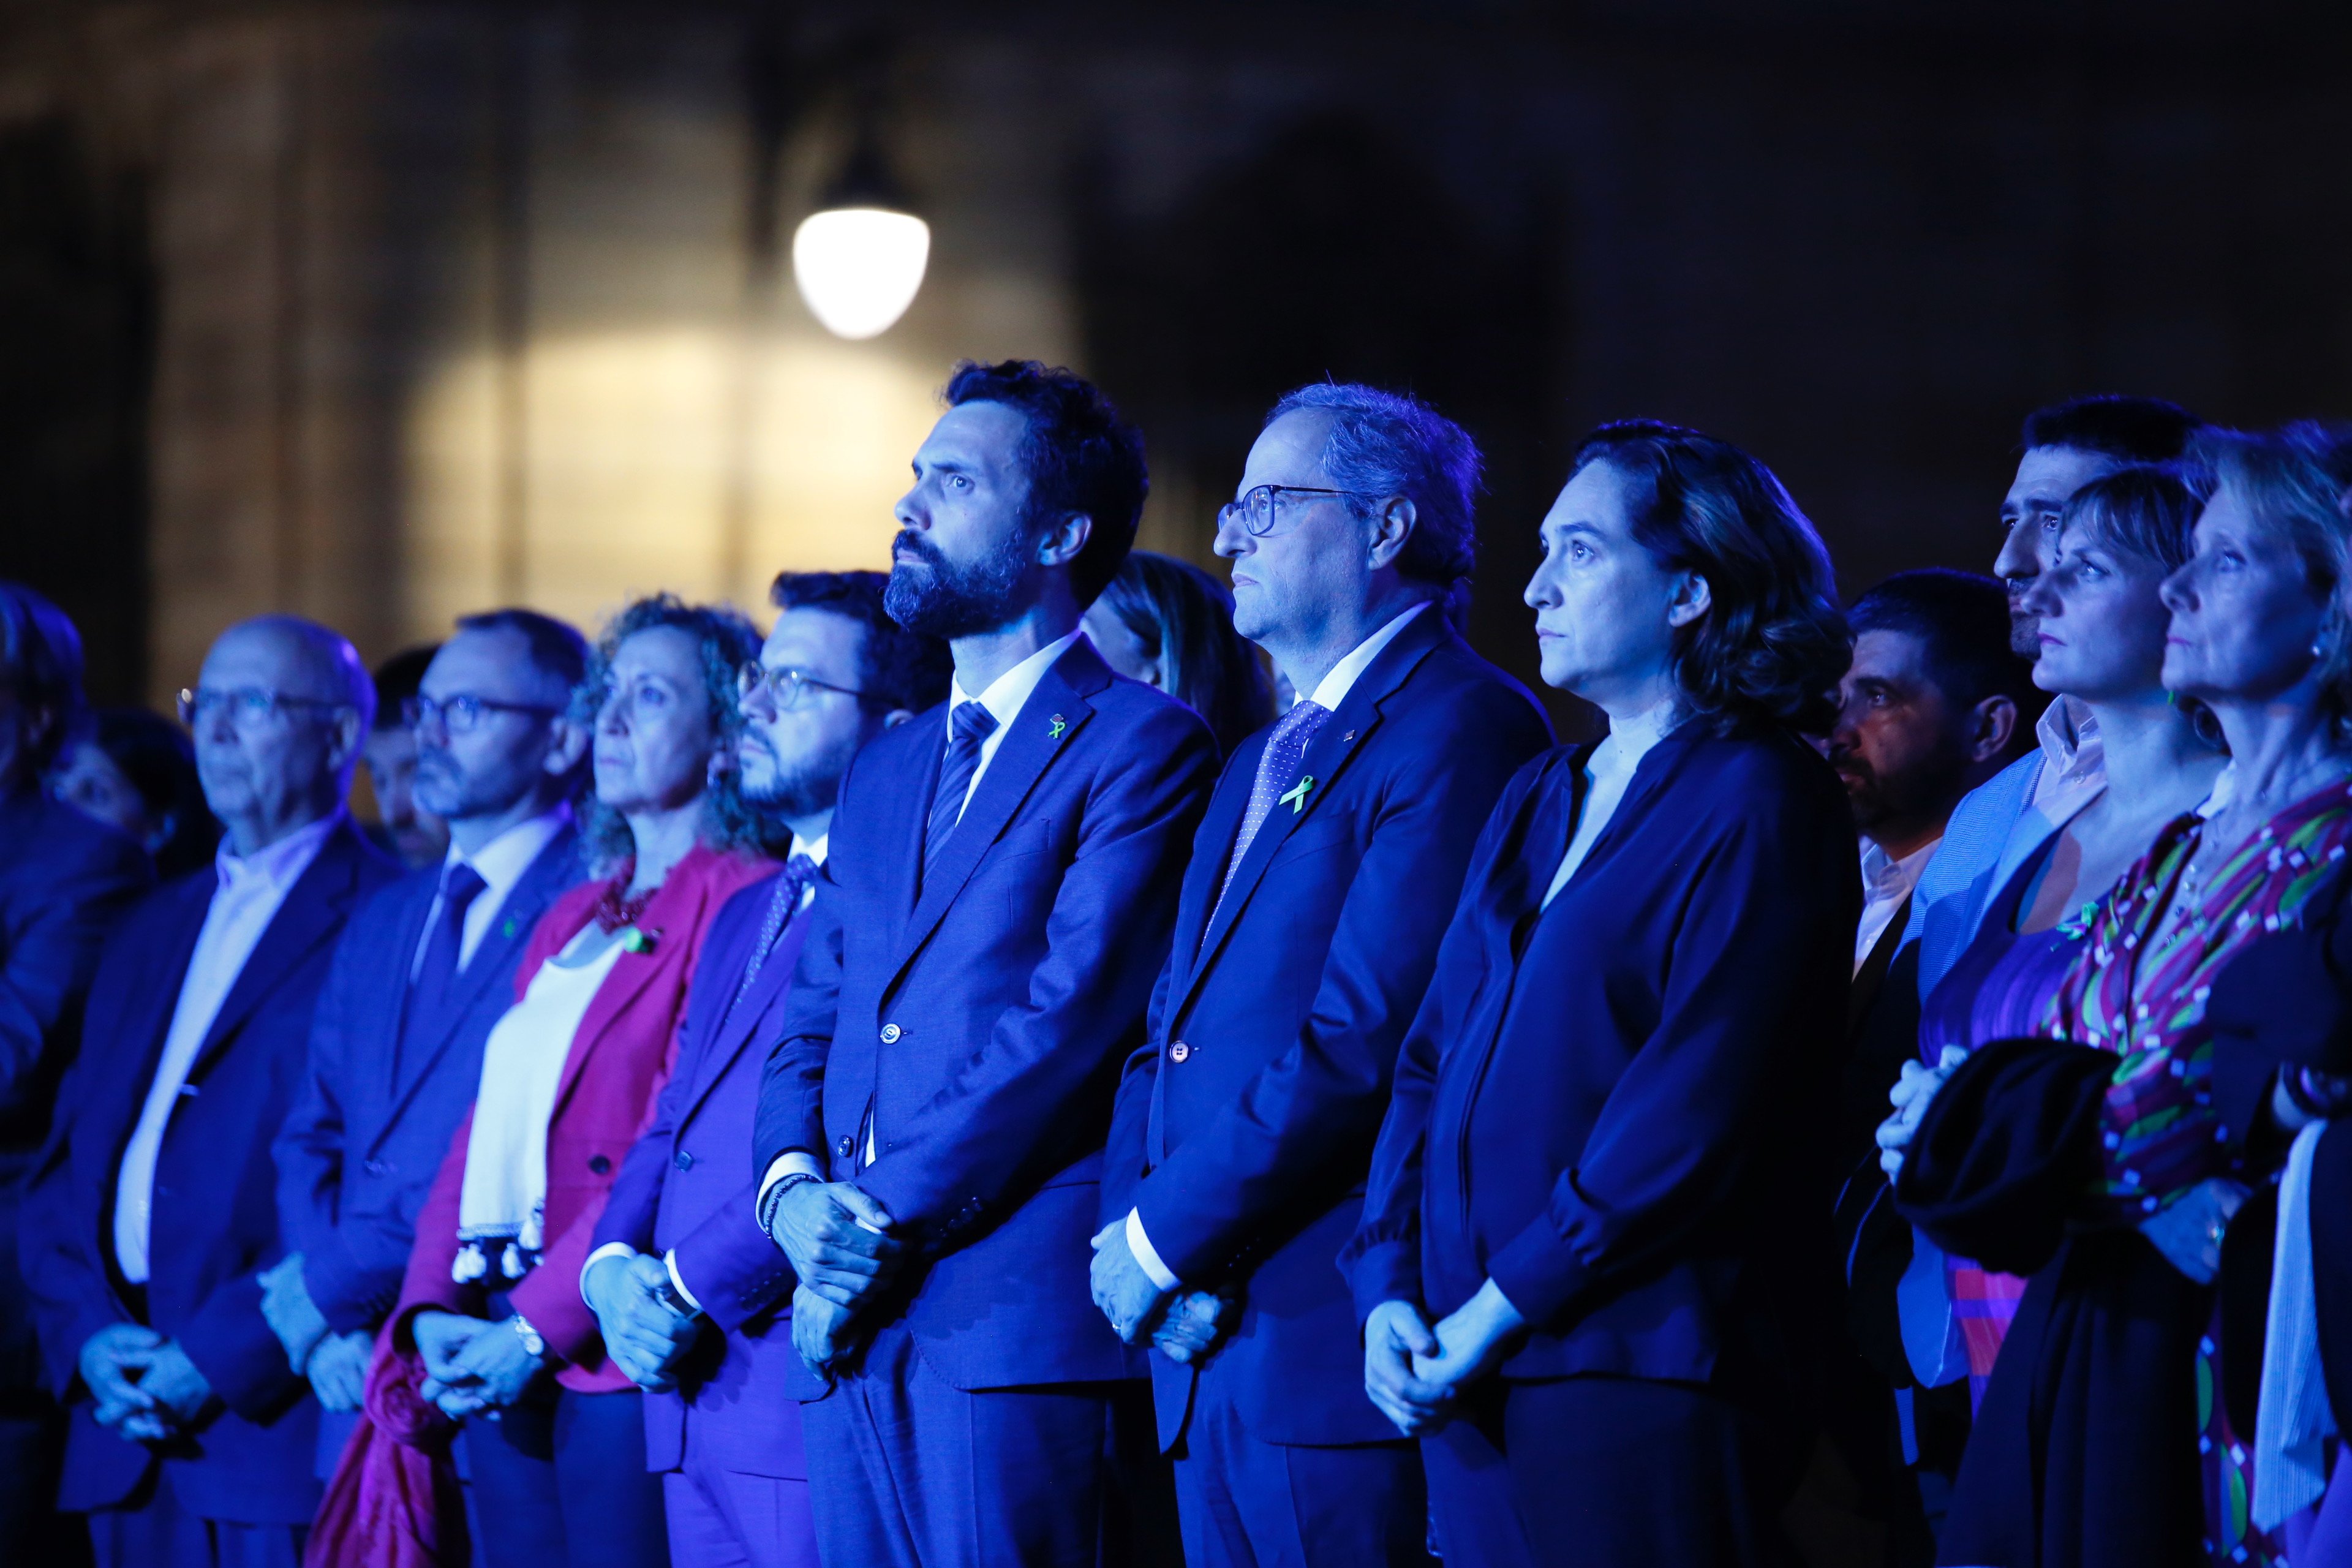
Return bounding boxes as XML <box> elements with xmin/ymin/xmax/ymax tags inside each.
<box><xmin>508</xmin><ymin>1311</ymin><xmax>547</xmax><ymax>1360</ymax></box>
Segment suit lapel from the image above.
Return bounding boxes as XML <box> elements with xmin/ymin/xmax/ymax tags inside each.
<box><xmin>677</xmin><ymin>906</ymin><xmax>809</xmax><ymax>1133</ymax></box>
<box><xmin>191</xmin><ymin>827</ymin><xmax>364</xmax><ymax>1076</ymax></box>
<box><xmin>98</xmin><ymin>879</ymin><xmax>214</xmax><ymax>1158</ymax></box>
<box><xmin>1167</xmin><ymin>747</ymin><xmax>1258</xmax><ymax>981</ymax></box>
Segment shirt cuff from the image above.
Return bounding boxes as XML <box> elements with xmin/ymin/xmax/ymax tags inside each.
<box><xmin>579</xmin><ymin>1242</ymin><xmax>639</xmax><ymax>1305</ymax></box>
<box><xmin>662</xmin><ymin>1249</ymin><xmax>704</xmax><ymax>1316</ymax></box>
<box><xmin>1125</xmin><ymin>1208</ymin><xmax>1181</xmax><ymax>1293</ymax></box>
<box><xmin>757</xmin><ymin>1150</ymin><xmax>825</xmax><ymax>1204</ymax></box>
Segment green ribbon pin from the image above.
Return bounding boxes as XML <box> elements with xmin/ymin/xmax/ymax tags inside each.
<box><xmin>1049</xmin><ymin>714</ymin><xmax>1067</xmax><ymax>740</ymax></box>
<box><xmin>1281</xmin><ymin>775</ymin><xmax>1316</xmax><ymax>814</ymax></box>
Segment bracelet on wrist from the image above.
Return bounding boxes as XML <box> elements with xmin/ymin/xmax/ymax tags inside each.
<box><xmin>760</xmin><ymin>1170</ymin><xmax>823</xmax><ymax>1235</ymax></box>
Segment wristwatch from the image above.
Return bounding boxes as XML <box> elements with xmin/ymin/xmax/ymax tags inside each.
<box><xmin>508</xmin><ymin>1311</ymin><xmax>547</xmax><ymax>1360</ymax></box>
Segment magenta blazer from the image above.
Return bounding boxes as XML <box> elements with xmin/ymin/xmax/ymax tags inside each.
<box><xmin>394</xmin><ymin>843</ymin><xmax>773</xmax><ymax>1394</ymax></box>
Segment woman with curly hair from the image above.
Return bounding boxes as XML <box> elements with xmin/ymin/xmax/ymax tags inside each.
<box><xmin>1342</xmin><ymin>421</ymin><xmax>1859</xmax><ymax>1567</ymax></box>
<box><xmin>326</xmin><ymin>595</ymin><xmax>775</xmax><ymax>1568</ymax></box>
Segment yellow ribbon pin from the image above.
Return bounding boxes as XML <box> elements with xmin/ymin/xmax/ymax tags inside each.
<box><xmin>1049</xmin><ymin>714</ymin><xmax>1067</xmax><ymax>740</ymax></box>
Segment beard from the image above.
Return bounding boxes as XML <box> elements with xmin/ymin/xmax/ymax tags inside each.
<box><xmin>884</xmin><ymin>526</ymin><xmax>1033</xmax><ymax>640</ymax></box>
<box><xmin>740</xmin><ymin>723</ymin><xmax>860</xmax><ymax>821</ymax></box>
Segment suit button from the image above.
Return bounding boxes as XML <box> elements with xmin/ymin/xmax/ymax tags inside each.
<box><xmin>673</xmin><ymin>1150</ymin><xmax>694</xmax><ymax>1172</ymax></box>
<box><xmin>363</xmin><ymin>1158</ymin><xmax>391</xmax><ymax>1177</ymax></box>
<box><xmin>589</xmin><ymin>1154</ymin><xmax>612</xmax><ymax>1175</ymax></box>
<box><xmin>836</xmin><ymin>1135</ymin><xmax>855</xmax><ymax>1159</ymax></box>
<box><xmin>880</xmin><ymin>1023</ymin><xmax>901</xmax><ymax>1044</ymax></box>
<box><xmin>1169</xmin><ymin>1041</ymin><xmax>1190</xmax><ymax>1063</ymax></box>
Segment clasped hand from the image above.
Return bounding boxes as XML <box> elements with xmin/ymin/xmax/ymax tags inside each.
<box><xmin>1877</xmin><ymin>1046</ymin><xmax>1969</xmax><ymax>1180</ymax></box>
<box><xmin>413</xmin><ymin>1310</ymin><xmax>543</xmax><ymax>1420</ymax></box>
<box><xmin>584</xmin><ymin>1253</ymin><xmax>701</xmax><ymax>1393</ymax></box>
<box><xmin>1085</xmin><ymin>1221</ymin><xmax>1235</xmax><ymax>1363</ymax></box>
<box><xmin>767</xmin><ymin>1179</ymin><xmax>900</xmax><ymax>1310</ymax></box>
<box><xmin>79</xmin><ymin>1324</ymin><xmax>211</xmax><ymax>1442</ymax></box>
<box><xmin>1362</xmin><ymin>1280</ymin><xmax>1525</xmax><ymax>1439</ymax></box>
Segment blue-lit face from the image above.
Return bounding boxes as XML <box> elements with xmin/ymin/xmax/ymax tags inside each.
<box><xmin>2019</xmin><ymin>523</ymin><xmax>2173</xmax><ymax>704</ymax></box>
<box><xmin>1215</xmin><ymin>409</ymin><xmax>1372</xmax><ymax>656</ymax></box>
<box><xmin>885</xmin><ymin>400</ymin><xmax>1050</xmax><ymax>640</ymax></box>
<box><xmin>2160</xmin><ymin>483</ymin><xmax>2329</xmax><ymax>707</ymax></box>
<box><xmin>1523</xmin><ymin>460</ymin><xmax>1703</xmax><ymax>710</ymax></box>
<box><xmin>1996</xmin><ymin>445</ymin><xmax>2121</xmax><ymax>658</ymax></box>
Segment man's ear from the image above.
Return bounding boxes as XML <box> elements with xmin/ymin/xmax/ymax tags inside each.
<box><xmin>1038</xmin><ymin>512</ymin><xmax>1093</xmax><ymax>570</ymax></box>
<box><xmin>1969</xmin><ymin>693</ymin><xmax>2022</xmax><ymax>764</ymax></box>
<box><xmin>1665</xmin><ymin>573</ymin><xmax>1713</xmax><ymax>630</ymax></box>
<box><xmin>1366</xmin><ymin>497</ymin><xmax>1418</xmax><ymax>571</ymax></box>
<box><xmin>326</xmin><ymin>708</ymin><xmax>365</xmax><ymax>774</ymax></box>
<box><xmin>541</xmin><ymin>715</ymin><xmax>592</xmax><ymax>778</ymax></box>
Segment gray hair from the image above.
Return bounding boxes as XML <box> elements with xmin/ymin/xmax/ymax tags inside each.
<box><xmin>1265</xmin><ymin>382</ymin><xmax>1482</xmax><ymax>587</ymax></box>
<box><xmin>227</xmin><ymin>614</ymin><xmax>377</xmax><ymax>734</ymax></box>
<box><xmin>2190</xmin><ymin>422</ymin><xmax>2352</xmax><ymax>735</ymax></box>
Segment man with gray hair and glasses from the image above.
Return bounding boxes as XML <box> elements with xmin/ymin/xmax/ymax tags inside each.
<box><xmin>1095</xmin><ymin>383</ymin><xmax>1553</xmax><ymax>1567</ymax></box>
<box><xmin>21</xmin><ymin>614</ymin><xmax>401</xmax><ymax>1567</ymax></box>
<box><xmin>271</xmin><ymin>608</ymin><xmax>589</xmax><ymax>1490</ymax></box>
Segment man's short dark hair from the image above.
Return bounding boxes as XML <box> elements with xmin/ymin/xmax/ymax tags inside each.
<box><xmin>1265</xmin><ymin>382</ymin><xmax>1482</xmax><ymax>587</ymax></box>
<box><xmin>1850</xmin><ymin>568</ymin><xmax>2045</xmax><ymax>723</ymax></box>
<box><xmin>0</xmin><ymin>579</ymin><xmax>86</xmax><ymax>774</ymax></box>
<box><xmin>942</xmin><ymin>360</ymin><xmax>1149</xmax><ymax>608</ymax></box>
<box><xmin>2021</xmin><ymin>396</ymin><xmax>2203</xmax><ymax>465</ymax></box>
<box><xmin>771</xmin><ymin>570</ymin><xmax>952</xmax><ymax>716</ymax></box>
<box><xmin>369</xmin><ymin>646</ymin><xmax>440</xmax><ymax>734</ymax></box>
<box><xmin>453</xmin><ymin>608</ymin><xmax>590</xmax><ymax>703</ymax></box>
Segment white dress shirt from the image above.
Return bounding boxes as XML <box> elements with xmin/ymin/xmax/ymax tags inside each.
<box><xmin>1542</xmin><ymin>698</ymin><xmax>1678</xmax><ymax>909</ymax></box>
<box><xmin>410</xmin><ymin>804</ymin><xmax>573</xmax><ymax>979</ymax></box>
<box><xmin>113</xmin><ymin>812</ymin><xmax>344</xmax><ymax>1284</ymax></box>
<box><xmin>594</xmin><ymin>833</ymin><xmax>829</xmax><ymax>1314</ymax></box>
<box><xmin>1855</xmin><ymin>837</ymin><xmax>1937</xmax><ymax>976</ymax></box>
<box><xmin>1123</xmin><ymin>601</ymin><xmax>1434</xmax><ymax>1294</ymax></box>
<box><xmin>943</xmin><ymin>629</ymin><xmax>1085</xmax><ymax>823</ymax></box>
<box><xmin>2030</xmin><ymin>696</ymin><xmax>2104</xmax><ymax>816</ymax></box>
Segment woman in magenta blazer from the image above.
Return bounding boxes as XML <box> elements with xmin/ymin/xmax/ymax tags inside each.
<box><xmin>337</xmin><ymin>596</ymin><xmax>774</xmax><ymax>1568</ymax></box>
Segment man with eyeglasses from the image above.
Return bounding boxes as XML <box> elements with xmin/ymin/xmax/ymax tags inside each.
<box><xmin>1090</xmin><ymin>384</ymin><xmax>1552</xmax><ymax>1568</ymax></box>
<box><xmin>268</xmin><ymin>608</ymin><xmax>590</xmax><ymax>1491</ymax></box>
<box><xmin>20</xmin><ymin>615</ymin><xmax>401</xmax><ymax>1568</ymax></box>
<box><xmin>584</xmin><ymin>570</ymin><xmax>947</xmax><ymax>1568</ymax></box>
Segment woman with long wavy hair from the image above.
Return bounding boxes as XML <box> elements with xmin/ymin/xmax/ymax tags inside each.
<box><xmin>1344</xmin><ymin>421</ymin><xmax>1858</xmax><ymax>1566</ymax></box>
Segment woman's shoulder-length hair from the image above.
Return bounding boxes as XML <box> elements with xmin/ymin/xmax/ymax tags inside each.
<box><xmin>1569</xmin><ymin>420</ymin><xmax>1850</xmax><ymax>736</ymax></box>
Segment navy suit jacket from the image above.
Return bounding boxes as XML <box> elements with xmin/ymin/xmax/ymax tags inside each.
<box><xmin>274</xmin><ymin>821</ymin><xmax>582</xmax><ymax>1337</ymax></box>
<box><xmin>595</xmin><ymin>867</ymin><xmax>809</xmax><ymax>1477</ymax></box>
<box><xmin>755</xmin><ymin>636</ymin><xmax>1218</xmax><ymax>1393</ymax></box>
<box><xmin>1102</xmin><ymin>611</ymin><xmax>1552</xmax><ymax>1448</ymax></box>
<box><xmin>1346</xmin><ymin>726</ymin><xmax>1858</xmax><ymax>1408</ymax></box>
<box><xmin>20</xmin><ymin>818</ymin><xmax>399</xmax><ymax>1523</ymax></box>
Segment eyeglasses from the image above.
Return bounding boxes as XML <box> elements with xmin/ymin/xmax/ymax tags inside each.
<box><xmin>404</xmin><ymin>693</ymin><xmax>564</xmax><ymax>735</ymax></box>
<box><xmin>1216</xmin><ymin>484</ymin><xmax>1374</xmax><ymax>539</ymax></box>
<box><xmin>737</xmin><ymin>662</ymin><xmax>864</xmax><ymax>711</ymax></box>
<box><xmin>177</xmin><ymin>686</ymin><xmax>350</xmax><ymax>731</ymax></box>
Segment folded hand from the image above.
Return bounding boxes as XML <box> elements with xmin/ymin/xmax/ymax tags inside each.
<box><xmin>1363</xmin><ymin>1299</ymin><xmax>1450</xmax><ymax>1438</ymax></box>
<box><xmin>790</xmin><ymin>1283</ymin><xmax>858</xmax><ymax>1377</ymax></box>
<box><xmin>78</xmin><ymin>1322</ymin><xmax>162</xmax><ymax>1438</ymax></box>
<box><xmin>307</xmin><ymin>1330</ymin><xmax>374</xmax><ymax>1413</ymax></box>
<box><xmin>258</xmin><ymin>1253</ymin><xmax>331</xmax><ymax>1373</ymax></box>
<box><xmin>1151</xmin><ymin>1289</ymin><xmax>1235</xmax><ymax>1365</ymax></box>
<box><xmin>586</xmin><ymin>1253</ymin><xmax>701</xmax><ymax>1393</ymax></box>
<box><xmin>769</xmin><ymin>1181</ymin><xmax>902</xmax><ymax>1310</ymax></box>
<box><xmin>1088</xmin><ymin>1221</ymin><xmax>1172</xmax><ymax>1344</ymax></box>
<box><xmin>1878</xmin><ymin>1046</ymin><xmax>1969</xmax><ymax>1178</ymax></box>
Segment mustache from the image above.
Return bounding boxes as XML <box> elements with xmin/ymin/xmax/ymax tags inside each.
<box><xmin>892</xmin><ymin>530</ymin><xmax>945</xmax><ymax>570</ymax></box>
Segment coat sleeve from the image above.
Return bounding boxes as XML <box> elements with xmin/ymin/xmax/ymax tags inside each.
<box><xmin>854</xmin><ymin>707</ymin><xmax>1218</xmax><ymax>1243</ymax></box>
<box><xmin>1131</xmin><ymin>699</ymin><xmax>1549</xmax><ymax>1284</ymax></box>
<box><xmin>0</xmin><ymin>824</ymin><xmax>149</xmax><ymax>1117</ymax></box>
<box><xmin>1481</xmin><ymin>777</ymin><xmax>1858</xmax><ymax>1329</ymax></box>
<box><xmin>15</xmin><ymin>1048</ymin><xmax>124</xmax><ymax>1400</ymax></box>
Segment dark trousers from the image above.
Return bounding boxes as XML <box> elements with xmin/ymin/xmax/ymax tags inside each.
<box><xmin>1170</xmin><ymin>1359</ymin><xmax>1431</xmax><ymax>1568</ymax></box>
<box><xmin>800</xmin><ymin>1319</ymin><xmax>1127</xmax><ymax>1568</ymax></box>
<box><xmin>84</xmin><ymin>1474</ymin><xmax>303</xmax><ymax>1568</ymax></box>
<box><xmin>1422</xmin><ymin>1375</ymin><xmax>1802</xmax><ymax>1568</ymax></box>
<box><xmin>463</xmin><ymin>1386</ymin><xmax>669</xmax><ymax>1568</ymax></box>
<box><xmin>660</xmin><ymin>1412</ymin><xmax>821</xmax><ymax>1568</ymax></box>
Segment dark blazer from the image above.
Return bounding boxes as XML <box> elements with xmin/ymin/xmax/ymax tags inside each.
<box><xmin>19</xmin><ymin>818</ymin><xmax>399</xmax><ymax>1525</ymax></box>
<box><xmin>0</xmin><ymin>786</ymin><xmax>150</xmax><ymax>1396</ymax></box>
<box><xmin>273</xmin><ymin>821</ymin><xmax>581</xmax><ymax>1337</ymax></box>
<box><xmin>1345</xmin><ymin>725</ymin><xmax>1857</xmax><ymax>1402</ymax></box>
<box><xmin>594</xmin><ymin>867</ymin><xmax>810</xmax><ymax>1477</ymax></box>
<box><xmin>1102</xmin><ymin>611</ymin><xmax>1551</xmax><ymax>1449</ymax></box>
<box><xmin>756</xmin><ymin>636</ymin><xmax>1219</xmax><ymax>1393</ymax></box>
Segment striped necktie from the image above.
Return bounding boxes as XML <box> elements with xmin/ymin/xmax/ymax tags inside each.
<box><xmin>1212</xmin><ymin>698</ymin><xmax>1332</xmax><ymax>919</ymax></box>
<box><xmin>922</xmin><ymin>701</ymin><xmax>998</xmax><ymax>895</ymax></box>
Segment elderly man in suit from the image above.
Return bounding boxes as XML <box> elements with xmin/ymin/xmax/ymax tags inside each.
<box><xmin>270</xmin><ymin>609</ymin><xmax>589</xmax><ymax>1480</ymax></box>
<box><xmin>753</xmin><ymin>360</ymin><xmax>1219</xmax><ymax>1568</ymax></box>
<box><xmin>1091</xmin><ymin>385</ymin><xmax>1553</xmax><ymax>1568</ymax></box>
<box><xmin>0</xmin><ymin>583</ymin><xmax>152</xmax><ymax>1559</ymax></box>
<box><xmin>19</xmin><ymin>615</ymin><xmax>402</xmax><ymax>1567</ymax></box>
<box><xmin>584</xmin><ymin>570</ymin><xmax>948</xmax><ymax>1568</ymax></box>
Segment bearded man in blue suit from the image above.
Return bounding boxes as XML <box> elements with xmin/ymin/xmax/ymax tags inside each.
<box><xmin>1092</xmin><ymin>385</ymin><xmax>1553</xmax><ymax>1568</ymax></box>
<box><xmin>753</xmin><ymin>360</ymin><xmax>1219</xmax><ymax>1568</ymax></box>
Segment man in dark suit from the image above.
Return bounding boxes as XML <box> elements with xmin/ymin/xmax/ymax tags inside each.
<box><xmin>1814</xmin><ymin>570</ymin><xmax>2036</xmax><ymax>1564</ymax></box>
<box><xmin>269</xmin><ymin>608</ymin><xmax>590</xmax><ymax>1479</ymax></box>
<box><xmin>1090</xmin><ymin>385</ymin><xmax>1553</xmax><ymax>1568</ymax></box>
<box><xmin>20</xmin><ymin>615</ymin><xmax>402</xmax><ymax>1567</ymax></box>
<box><xmin>753</xmin><ymin>360</ymin><xmax>1219</xmax><ymax>1568</ymax></box>
<box><xmin>0</xmin><ymin>582</ymin><xmax>153</xmax><ymax>1559</ymax></box>
<box><xmin>585</xmin><ymin>570</ymin><xmax>948</xmax><ymax>1568</ymax></box>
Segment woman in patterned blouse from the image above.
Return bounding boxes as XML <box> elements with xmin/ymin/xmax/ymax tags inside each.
<box><xmin>1891</xmin><ymin>421</ymin><xmax>2352</xmax><ymax>1568</ymax></box>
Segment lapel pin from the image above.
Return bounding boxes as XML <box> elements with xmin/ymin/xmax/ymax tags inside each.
<box><xmin>501</xmin><ymin>917</ymin><xmax>518</xmax><ymax>939</ymax></box>
<box><xmin>1280</xmin><ymin>775</ymin><xmax>1317</xmax><ymax>814</ymax></box>
<box><xmin>1342</xmin><ymin>729</ymin><xmax>1355</xmax><ymax>742</ymax></box>
<box><xmin>620</xmin><ymin>927</ymin><xmax>658</xmax><ymax>955</ymax></box>
<box><xmin>1049</xmin><ymin>714</ymin><xmax>1067</xmax><ymax>740</ymax></box>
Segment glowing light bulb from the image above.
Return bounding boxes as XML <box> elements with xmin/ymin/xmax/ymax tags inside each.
<box><xmin>791</xmin><ymin>208</ymin><xmax>931</xmax><ymax>340</ymax></box>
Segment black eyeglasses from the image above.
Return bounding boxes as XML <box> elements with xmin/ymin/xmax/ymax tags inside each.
<box><xmin>1216</xmin><ymin>484</ymin><xmax>1376</xmax><ymax>538</ymax></box>
<box><xmin>404</xmin><ymin>693</ymin><xmax>564</xmax><ymax>734</ymax></box>
<box><xmin>737</xmin><ymin>662</ymin><xmax>864</xmax><ymax>711</ymax></box>
<box><xmin>178</xmin><ymin>687</ymin><xmax>351</xmax><ymax>731</ymax></box>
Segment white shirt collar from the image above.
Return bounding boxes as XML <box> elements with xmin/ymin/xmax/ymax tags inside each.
<box><xmin>948</xmin><ymin>628</ymin><xmax>1084</xmax><ymax>734</ymax></box>
<box><xmin>790</xmin><ymin>831</ymin><xmax>831</xmax><ymax>866</ymax></box>
<box><xmin>216</xmin><ymin>809</ymin><xmax>343</xmax><ymax>890</ymax></box>
<box><xmin>447</xmin><ymin>803</ymin><xmax>570</xmax><ymax>899</ymax></box>
<box><xmin>1303</xmin><ymin>602</ymin><xmax>1433</xmax><ymax>713</ymax></box>
<box><xmin>1861</xmin><ymin>835</ymin><xmax>1939</xmax><ymax>900</ymax></box>
<box><xmin>2038</xmin><ymin>695</ymin><xmax>2103</xmax><ymax>786</ymax></box>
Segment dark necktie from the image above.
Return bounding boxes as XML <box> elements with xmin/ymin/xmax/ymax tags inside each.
<box><xmin>1212</xmin><ymin>698</ymin><xmax>1332</xmax><ymax>919</ymax></box>
<box><xmin>404</xmin><ymin>862</ymin><xmax>488</xmax><ymax>1063</ymax></box>
<box><xmin>922</xmin><ymin>701</ymin><xmax>998</xmax><ymax>894</ymax></box>
<box><xmin>722</xmin><ymin>853</ymin><xmax>817</xmax><ymax>1031</ymax></box>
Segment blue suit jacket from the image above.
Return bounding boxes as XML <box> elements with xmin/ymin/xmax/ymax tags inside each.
<box><xmin>1346</xmin><ymin>726</ymin><xmax>1858</xmax><ymax>1407</ymax></box>
<box><xmin>274</xmin><ymin>821</ymin><xmax>582</xmax><ymax>1337</ymax></box>
<box><xmin>20</xmin><ymin>818</ymin><xmax>399</xmax><ymax>1524</ymax></box>
<box><xmin>595</xmin><ymin>868</ymin><xmax>809</xmax><ymax>1477</ymax></box>
<box><xmin>1102</xmin><ymin>611</ymin><xmax>1552</xmax><ymax>1448</ymax></box>
<box><xmin>755</xmin><ymin>636</ymin><xmax>1218</xmax><ymax>1393</ymax></box>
